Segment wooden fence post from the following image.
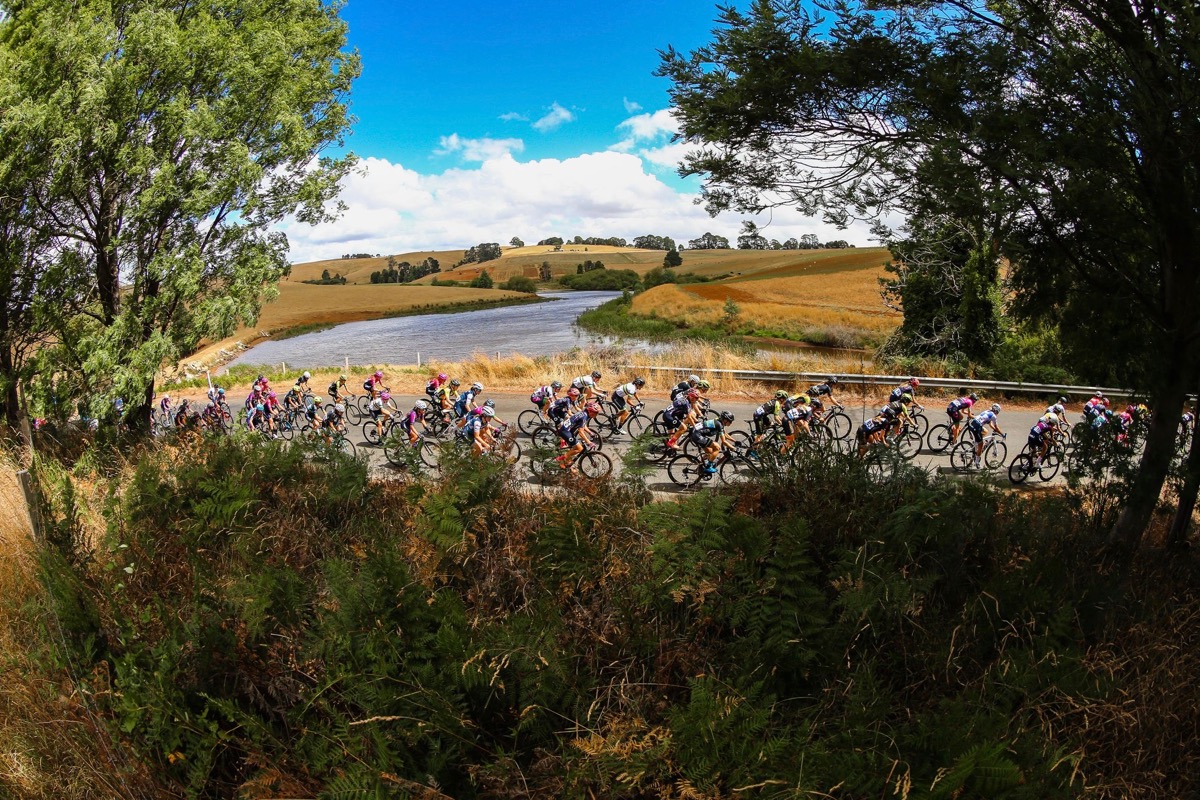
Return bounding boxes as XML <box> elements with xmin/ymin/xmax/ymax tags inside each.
<box><xmin>16</xmin><ymin>469</ymin><xmax>43</xmax><ymax>544</ymax></box>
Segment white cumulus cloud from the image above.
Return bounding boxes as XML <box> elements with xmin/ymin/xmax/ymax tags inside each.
<box><xmin>532</xmin><ymin>102</ymin><xmax>575</xmax><ymax>132</ymax></box>
<box><xmin>623</xmin><ymin>97</ymin><xmax>642</xmax><ymax>113</ymax></box>
<box><xmin>436</xmin><ymin>133</ymin><xmax>525</xmax><ymax>162</ymax></box>
<box><xmin>275</xmin><ymin>152</ymin><xmax>879</xmax><ymax>264</ymax></box>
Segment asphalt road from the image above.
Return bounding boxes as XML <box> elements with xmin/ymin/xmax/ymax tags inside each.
<box><xmin>339</xmin><ymin>391</ymin><xmax>1059</xmax><ymax>492</ymax></box>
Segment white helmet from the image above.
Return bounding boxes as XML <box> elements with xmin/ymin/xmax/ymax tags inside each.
<box><xmin>480</xmin><ymin>407</ymin><xmax>495</xmax><ymax>418</ymax></box>
<box><xmin>414</xmin><ymin>400</ymin><xmax>428</xmax><ymax>410</ymax></box>
<box><xmin>303</xmin><ymin>371</ymin><xmax>311</xmax><ymax>379</ymax></box>
<box><xmin>333</xmin><ymin>403</ymin><xmax>345</xmax><ymax>414</ymax></box>
<box><xmin>471</xmin><ymin>382</ymin><xmax>483</xmax><ymax>393</ymax></box>
<box><xmin>991</xmin><ymin>403</ymin><xmax>1001</xmax><ymax>413</ymax></box>
<box><xmin>688</xmin><ymin>374</ymin><xmax>700</xmax><ymax>384</ymax></box>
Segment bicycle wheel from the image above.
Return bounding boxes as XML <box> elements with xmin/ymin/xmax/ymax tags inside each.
<box><xmin>983</xmin><ymin>439</ymin><xmax>1008</xmax><ymax>470</ymax></box>
<box><xmin>1008</xmin><ymin>454</ymin><xmax>1034</xmax><ymax>484</ymax></box>
<box><xmin>418</xmin><ymin>439</ymin><xmax>439</xmax><ymax>470</ymax></box>
<box><xmin>651</xmin><ymin>410</ymin><xmax>669</xmax><ymax>435</ymax></box>
<box><xmin>356</xmin><ymin>395</ymin><xmax>372</xmax><ymax>415</ymax></box>
<box><xmin>344</xmin><ymin>403</ymin><xmax>362</xmax><ymax>425</ymax></box>
<box><xmin>382</xmin><ymin>434</ymin><xmax>411</xmax><ymax>467</ymax></box>
<box><xmin>825</xmin><ymin>411</ymin><xmax>852</xmax><ymax>440</ymax></box>
<box><xmin>624</xmin><ymin>411</ymin><xmax>646</xmax><ymax>437</ymax></box>
<box><xmin>896</xmin><ymin>428</ymin><xmax>923</xmax><ymax>460</ymax></box>
<box><xmin>1039</xmin><ymin>449</ymin><xmax>1062</xmax><ymax>481</ymax></box>
<box><xmin>950</xmin><ymin>441</ymin><xmax>976</xmax><ymax>472</ymax></box>
<box><xmin>518</xmin><ymin>409</ymin><xmax>543</xmax><ymax>435</ymax></box>
<box><xmin>362</xmin><ymin>420</ymin><xmax>384</xmax><ymax>446</ymax></box>
<box><xmin>667</xmin><ymin>454</ymin><xmax>706</xmax><ymax>488</ymax></box>
<box><xmin>532</xmin><ymin>425</ymin><xmax>560</xmax><ymax>450</ymax></box>
<box><xmin>910</xmin><ymin>412</ymin><xmax>929</xmax><ymax>439</ymax></box>
<box><xmin>336</xmin><ymin>436</ymin><xmax>356</xmax><ymax>458</ymax></box>
<box><xmin>927</xmin><ymin>423</ymin><xmax>955</xmax><ymax>453</ymax></box>
<box><xmin>577</xmin><ymin>450</ymin><xmax>613</xmax><ymax>479</ymax></box>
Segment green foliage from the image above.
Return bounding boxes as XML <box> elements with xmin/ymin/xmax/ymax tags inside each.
<box><xmin>557</xmin><ymin>268</ymin><xmax>641</xmax><ymax>291</ymax></box>
<box><xmin>500</xmin><ymin>275</ymin><xmax>538</xmax><ymax>293</ymax></box>
<box><xmin>469</xmin><ymin>269</ymin><xmax>494</xmax><ymax>289</ymax></box>
<box><xmin>36</xmin><ymin>432</ymin><xmax>1137</xmax><ymax>797</ymax></box>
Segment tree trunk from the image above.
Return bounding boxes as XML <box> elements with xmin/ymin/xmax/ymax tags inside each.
<box><xmin>1108</xmin><ymin>368</ymin><xmax>1193</xmax><ymax>558</ymax></box>
<box><xmin>126</xmin><ymin>381</ymin><xmax>156</xmax><ymax>436</ymax></box>
<box><xmin>0</xmin><ymin>341</ymin><xmax>22</xmax><ymax>442</ymax></box>
<box><xmin>1167</xmin><ymin>405</ymin><xmax>1200</xmax><ymax>551</ymax></box>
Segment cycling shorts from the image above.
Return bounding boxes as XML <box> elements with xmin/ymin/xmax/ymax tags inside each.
<box><xmin>557</xmin><ymin>427</ymin><xmax>578</xmax><ymax>447</ymax></box>
<box><xmin>948</xmin><ymin>408</ymin><xmax>964</xmax><ymax>423</ymax></box>
<box><xmin>689</xmin><ymin>430</ymin><xmax>714</xmax><ymax>449</ymax></box>
<box><xmin>663</xmin><ymin>409</ymin><xmax>683</xmax><ymax>429</ymax></box>
<box><xmin>611</xmin><ymin>393</ymin><xmax>627</xmax><ymax>411</ymax></box>
<box><xmin>968</xmin><ymin>419</ymin><xmax>985</xmax><ymax>443</ymax></box>
<box><xmin>752</xmin><ymin>414</ymin><xmax>771</xmax><ymax>435</ymax></box>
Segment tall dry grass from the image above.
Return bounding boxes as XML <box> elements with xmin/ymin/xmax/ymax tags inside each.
<box><xmin>0</xmin><ymin>451</ymin><xmax>156</xmax><ymax>798</ymax></box>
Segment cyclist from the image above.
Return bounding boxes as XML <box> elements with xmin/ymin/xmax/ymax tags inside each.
<box><xmin>610</xmin><ymin>377</ymin><xmax>645</xmax><ymax>430</ymax></box>
<box><xmin>368</xmin><ymin>391</ymin><xmax>394</xmax><ymax>439</ymax></box>
<box><xmin>570</xmin><ymin>374</ymin><xmax>600</xmax><ymax>403</ymax></box>
<box><xmin>967</xmin><ymin>403</ymin><xmax>1005</xmax><ymax>468</ymax></box>
<box><xmin>158</xmin><ymin>393</ymin><xmax>172</xmax><ymax>418</ymax></box>
<box><xmin>670</xmin><ymin>374</ymin><xmax>702</xmax><ymax>400</ymax></box>
<box><xmin>1027</xmin><ymin>412</ymin><xmax>1059</xmax><ymax>464</ymax></box>
<box><xmin>282</xmin><ymin>384</ymin><xmax>304</xmax><ymax>412</ymax></box>
<box><xmin>1044</xmin><ymin>399</ymin><xmax>1069</xmax><ymax>427</ymax></box>
<box><xmin>530</xmin><ymin>380</ymin><xmax>563</xmax><ymax>420</ymax></box>
<box><xmin>879</xmin><ymin>396</ymin><xmax>913</xmax><ymax>440</ymax></box>
<box><xmin>554</xmin><ymin>401</ymin><xmax>600</xmax><ymax>470</ymax></box>
<box><xmin>321</xmin><ymin>402</ymin><xmax>347</xmax><ymax>440</ymax></box>
<box><xmin>304</xmin><ymin>396</ymin><xmax>325</xmax><ymax>430</ymax></box>
<box><xmin>781</xmin><ymin>398</ymin><xmax>813</xmax><ymax>451</ymax></box>
<box><xmin>463</xmin><ymin>405</ymin><xmax>498</xmax><ymax>456</ymax></box>
<box><xmin>806</xmin><ymin>377</ymin><xmax>842</xmax><ymax>408</ymax></box>
<box><xmin>296</xmin><ymin>371</ymin><xmax>311</xmax><ymax>394</ymax></box>
<box><xmin>435</xmin><ymin>379</ymin><xmax>460</xmax><ymax>416</ymax></box>
<box><xmin>663</xmin><ymin>389</ymin><xmax>703</xmax><ymax>451</ymax></box>
<box><xmin>454</xmin><ymin>382</ymin><xmax>483</xmax><ymax>419</ymax></box>
<box><xmin>398</xmin><ymin>400</ymin><xmax>430</xmax><ymax>445</ymax></box>
<box><xmin>459</xmin><ymin>398</ymin><xmax>507</xmax><ymax>433</ymax></box>
<box><xmin>327</xmin><ymin>374</ymin><xmax>349</xmax><ymax>403</ymax></box>
<box><xmin>689</xmin><ymin>411</ymin><xmax>737</xmax><ymax>473</ymax></box>
<box><xmin>752</xmin><ymin>390</ymin><xmax>789</xmax><ymax>444</ymax></box>
<box><xmin>547</xmin><ymin>389</ymin><xmax>577</xmax><ymax>426</ymax></box>
<box><xmin>246</xmin><ymin>401</ymin><xmax>269</xmax><ymax>433</ymax></box>
<box><xmin>946</xmin><ymin>392</ymin><xmax>979</xmax><ymax>441</ymax></box>
<box><xmin>426</xmin><ymin>372</ymin><xmax>449</xmax><ymax>402</ymax></box>
<box><xmin>363</xmin><ymin>370</ymin><xmax>385</xmax><ymax>400</ymax></box>
<box><xmin>855</xmin><ymin>411</ymin><xmax>890</xmax><ymax>457</ymax></box>
<box><xmin>1083</xmin><ymin>392</ymin><xmax>1108</xmax><ymax>421</ymax></box>
<box><xmin>173</xmin><ymin>399</ymin><xmax>193</xmax><ymax>429</ymax></box>
<box><xmin>889</xmin><ymin>377</ymin><xmax>920</xmax><ymax>403</ymax></box>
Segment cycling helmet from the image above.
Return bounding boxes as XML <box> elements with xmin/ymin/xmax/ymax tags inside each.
<box><xmin>374</xmin><ymin>371</ymin><xmax>383</xmax><ymax>379</ymax></box>
<box><xmin>686</xmin><ymin>389</ymin><xmax>700</xmax><ymax>402</ymax></box>
<box><xmin>471</xmin><ymin>382</ymin><xmax>483</xmax><ymax>392</ymax></box>
<box><xmin>688</xmin><ymin>374</ymin><xmax>700</xmax><ymax>384</ymax></box>
<box><xmin>256</xmin><ymin>374</ymin><xmax>265</xmax><ymax>383</ymax></box>
<box><xmin>313</xmin><ymin>396</ymin><xmax>324</xmax><ymax>405</ymax></box>
<box><xmin>1058</xmin><ymin>396</ymin><xmax>1068</xmax><ymax>404</ymax></box>
<box><xmin>1127</xmin><ymin>404</ymin><xmax>1137</xmax><ymax>414</ymax></box>
<box><xmin>584</xmin><ymin>402</ymin><xmax>600</xmax><ymax>417</ymax></box>
<box><xmin>302</xmin><ymin>371</ymin><xmax>310</xmax><ymax>379</ymax></box>
<box><xmin>810</xmin><ymin>398</ymin><xmax>823</xmax><ymax>409</ymax></box>
<box><xmin>991</xmin><ymin>403</ymin><xmax>1001</xmax><ymax>413</ymax></box>
<box><xmin>381</xmin><ymin>391</ymin><xmax>390</xmax><ymax>401</ymax></box>
<box><xmin>163</xmin><ymin>393</ymin><xmax>171</xmax><ymax>400</ymax></box>
<box><xmin>719</xmin><ymin>411</ymin><xmax>735</xmax><ymax>424</ymax></box>
<box><xmin>480</xmin><ymin>407</ymin><xmax>495</xmax><ymax>418</ymax></box>
<box><xmin>698</xmin><ymin>380</ymin><xmax>711</xmax><ymax>391</ymax></box>
<box><xmin>900</xmin><ymin>392</ymin><xmax>914</xmax><ymax>404</ymax></box>
<box><xmin>633</xmin><ymin>377</ymin><xmax>646</xmax><ymax>387</ymax></box>
<box><xmin>550</xmin><ymin>380</ymin><xmax>563</xmax><ymax>390</ymax></box>
<box><xmin>484</xmin><ymin>399</ymin><xmax>496</xmax><ymax>408</ymax></box>
<box><xmin>591</xmin><ymin>370</ymin><xmax>602</xmax><ymax>380</ymax></box>
<box><xmin>774</xmin><ymin>390</ymin><xmax>789</xmax><ymax>400</ymax></box>
<box><xmin>255</xmin><ymin>403</ymin><xmax>264</xmax><ymax>412</ymax></box>
<box><xmin>437</xmin><ymin>372</ymin><xmax>448</xmax><ymax>382</ymax></box>
<box><xmin>581</xmin><ymin>376</ymin><xmax>594</xmax><ymax>387</ymax></box>
<box><xmin>333</xmin><ymin>403</ymin><xmax>345</xmax><ymax>414</ymax></box>
<box><xmin>340</xmin><ymin>374</ymin><xmax>347</xmax><ymax>381</ymax></box>
<box><xmin>828</xmin><ymin>376</ymin><xmax>839</xmax><ymax>385</ymax></box>
<box><xmin>414</xmin><ymin>400</ymin><xmax>428</xmax><ymax>411</ymax></box>
<box><xmin>909</xmin><ymin>377</ymin><xmax>920</xmax><ymax>387</ymax></box>
<box><xmin>567</xmin><ymin>388</ymin><xmax>581</xmax><ymax>399</ymax></box>
<box><xmin>216</xmin><ymin>388</ymin><xmax>225</xmax><ymax>396</ymax></box>
<box><xmin>968</xmin><ymin>393</ymin><xmax>978</xmax><ymax>402</ymax></box>
<box><xmin>451</xmin><ymin>379</ymin><xmax>461</xmax><ymax>387</ymax></box>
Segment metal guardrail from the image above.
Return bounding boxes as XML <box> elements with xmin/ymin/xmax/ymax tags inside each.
<box><xmin>588</xmin><ymin>364</ymin><xmax>1132</xmax><ymax>398</ymax></box>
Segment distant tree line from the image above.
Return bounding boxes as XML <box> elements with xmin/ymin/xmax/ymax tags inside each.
<box><xmin>341</xmin><ymin>252</ymin><xmax>378</xmax><ymax>259</ymax></box>
<box><xmin>303</xmin><ymin>269</ymin><xmax>347</xmax><ymax>285</ymax></box>
<box><xmin>523</xmin><ymin>231</ymin><xmax>850</xmax><ymax>251</ymax></box>
<box><xmin>369</xmin><ymin>256</ymin><xmax>440</xmax><ymax>284</ymax></box>
<box><xmin>456</xmin><ymin>243</ymin><xmax>502</xmax><ymax>266</ymax></box>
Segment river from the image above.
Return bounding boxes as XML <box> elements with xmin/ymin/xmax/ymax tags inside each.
<box><xmin>227</xmin><ymin>291</ymin><xmax>626</xmax><ymax>368</ymax></box>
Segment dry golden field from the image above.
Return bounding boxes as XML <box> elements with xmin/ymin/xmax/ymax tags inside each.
<box><xmin>627</xmin><ymin>248</ymin><xmax>898</xmax><ymax>346</ymax></box>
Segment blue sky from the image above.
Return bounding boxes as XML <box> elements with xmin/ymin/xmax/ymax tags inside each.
<box><xmin>279</xmin><ymin>0</ymin><xmax>879</xmax><ymax>261</ymax></box>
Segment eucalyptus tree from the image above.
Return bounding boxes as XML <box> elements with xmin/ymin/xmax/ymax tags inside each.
<box><xmin>661</xmin><ymin>0</ymin><xmax>1200</xmax><ymax>553</ymax></box>
<box><xmin>0</xmin><ymin>0</ymin><xmax>358</xmax><ymax>427</ymax></box>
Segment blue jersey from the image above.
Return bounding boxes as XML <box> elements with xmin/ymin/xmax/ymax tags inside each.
<box><xmin>972</xmin><ymin>410</ymin><xmax>998</xmax><ymax>427</ymax></box>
